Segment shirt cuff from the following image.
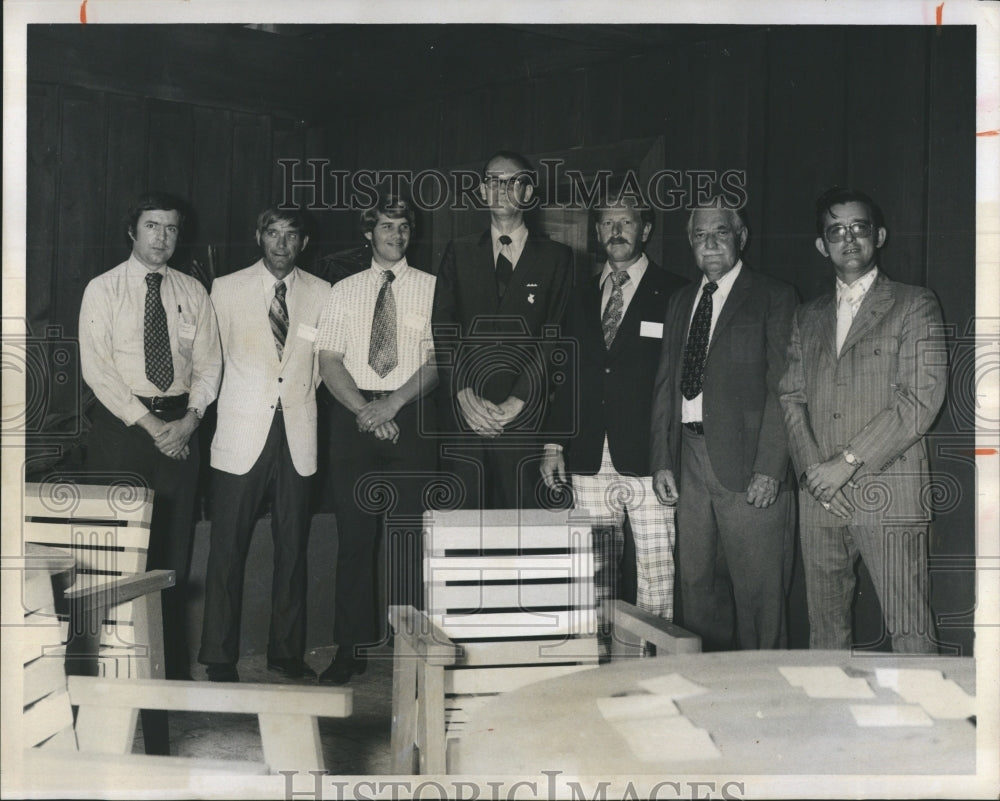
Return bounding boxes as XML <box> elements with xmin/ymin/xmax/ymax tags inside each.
<box><xmin>544</xmin><ymin>443</ymin><xmax>563</xmax><ymax>453</ymax></box>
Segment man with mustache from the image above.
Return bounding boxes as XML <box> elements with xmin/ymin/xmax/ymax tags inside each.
<box><xmin>779</xmin><ymin>187</ymin><xmax>946</xmax><ymax>652</ymax></box>
<box><xmin>650</xmin><ymin>201</ymin><xmax>797</xmax><ymax>651</ymax></box>
<box><xmin>541</xmin><ymin>192</ymin><xmax>685</xmax><ymax>646</ymax></box>
<box><xmin>198</xmin><ymin>207</ymin><xmax>330</xmax><ymax>683</ymax></box>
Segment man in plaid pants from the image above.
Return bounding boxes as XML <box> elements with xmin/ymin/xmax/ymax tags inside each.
<box><xmin>541</xmin><ymin>192</ymin><xmax>685</xmax><ymax>650</ymax></box>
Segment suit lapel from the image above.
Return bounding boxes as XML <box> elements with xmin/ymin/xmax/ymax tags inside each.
<box><xmin>498</xmin><ymin>233</ymin><xmax>538</xmax><ymax>311</ymax></box>
<box><xmin>672</xmin><ymin>282</ymin><xmax>700</xmax><ymax>392</ymax></box>
<box><xmin>708</xmin><ymin>265</ymin><xmax>751</xmax><ymax>354</ymax></box>
<box><xmin>840</xmin><ymin>274</ymin><xmax>895</xmax><ymax>356</ymax></box>
<box><xmin>814</xmin><ymin>292</ymin><xmax>838</xmax><ymax>360</ymax></box>
<box><xmin>474</xmin><ymin>231</ymin><xmax>501</xmax><ymax>313</ymax></box>
<box><xmin>607</xmin><ymin>269</ymin><xmax>653</xmax><ymax>358</ymax></box>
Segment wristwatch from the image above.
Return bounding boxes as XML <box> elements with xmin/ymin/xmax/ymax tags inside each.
<box><xmin>843</xmin><ymin>448</ymin><xmax>863</xmax><ymax>467</ymax></box>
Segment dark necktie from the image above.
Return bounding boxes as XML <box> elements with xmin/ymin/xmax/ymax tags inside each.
<box><xmin>270</xmin><ymin>279</ymin><xmax>289</xmax><ymax>360</ymax></box>
<box><xmin>368</xmin><ymin>270</ymin><xmax>398</xmax><ymax>378</ymax></box>
<box><xmin>143</xmin><ymin>272</ymin><xmax>174</xmax><ymax>393</ymax></box>
<box><xmin>601</xmin><ymin>270</ymin><xmax>631</xmax><ymax>348</ymax></box>
<box><xmin>680</xmin><ymin>281</ymin><xmax>718</xmax><ymax>400</ymax></box>
<box><xmin>495</xmin><ymin>234</ymin><xmax>513</xmax><ymax>299</ymax></box>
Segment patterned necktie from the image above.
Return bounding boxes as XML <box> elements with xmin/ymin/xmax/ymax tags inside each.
<box><xmin>680</xmin><ymin>281</ymin><xmax>718</xmax><ymax>400</ymax></box>
<box><xmin>601</xmin><ymin>270</ymin><xmax>631</xmax><ymax>348</ymax></box>
<box><xmin>836</xmin><ymin>282</ymin><xmax>864</xmax><ymax>356</ymax></box>
<box><xmin>368</xmin><ymin>270</ymin><xmax>398</xmax><ymax>378</ymax></box>
<box><xmin>495</xmin><ymin>235</ymin><xmax>513</xmax><ymax>299</ymax></box>
<box><xmin>143</xmin><ymin>272</ymin><xmax>174</xmax><ymax>392</ymax></box>
<box><xmin>270</xmin><ymin>279</ymin><xmax>289</xmax><ymax>360</ymax></box>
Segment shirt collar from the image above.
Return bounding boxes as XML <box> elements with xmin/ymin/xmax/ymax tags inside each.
<box><xmin>256</xmin><ymin>259</ymin><xmax>297</xmax><ymax>294</ymax></box>
<box><xmin>836</xmin><ymin>266</ymin><xmax>878</xmax><ymax>304</ymax></box>
<box><xmin>370</xmin><ymin>257</ymin><xmax>409</xmax><ymax>282</ymax></box>
<box><xmin>127</xmin><ymin>255</ymin><xmax>169</xmax><ymax>280</ymax></box>
<box><xmin>600</xmin><ymin>253</ymin><xmax>649</xmax><ymax>289</ymax></box>
<box><xmin>491</xmin><ymin>222</ymin><xmax>528</xmax><ymax>250</ymax></box>
<box><xmin>699</xmin><ymin>259</ymin><xmax>743</xmax><ymax>292</ymax></box>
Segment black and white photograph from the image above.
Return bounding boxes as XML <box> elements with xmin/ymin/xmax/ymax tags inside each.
<box><xmin>2</xmin><ymin>1</ymin><xmax>997</xmax><ymax>798</ymax></box>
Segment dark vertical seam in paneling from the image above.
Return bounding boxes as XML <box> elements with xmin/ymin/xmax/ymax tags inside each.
<box><xmin>49</xmin><ymin>84</ymin><xmax>64</xmax><ymax>336</ymax></box>
<box><xmin>841</xmin><ymin>28</ymin><xmax>851</xmax><ymax>184</ymax></box>
<box><xmin>921</xmin><ymin>28</ymin><xmax>934</xmax><ymax>289</ymax></box>
<box><xmin>759</xmin><ymin>28</ymin><xmax>772</xmax><ymax>274</ymax></box>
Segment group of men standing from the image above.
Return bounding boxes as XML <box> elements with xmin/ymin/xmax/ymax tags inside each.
<box><xmin>77</xmin><ymin>150</ymin><xmax>947</xmax><ymax>686</ymax></box>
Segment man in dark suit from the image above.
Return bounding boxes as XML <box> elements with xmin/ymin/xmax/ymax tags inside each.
<box><xmin>433</xmin><ymin>150</ymin><xmax>573</xmax><ymax>509</ymax></box>
<box><xmin>779</xmin><ymin>188</ymin><xmax>946</xmax><ymax>652</ymax></box>
<box><xmin>650</xmin><ymin>203</ymin><xmax>797</xmax><ymax>651</ymax></box>
<box><xmin>541</xmin><ymin>194</ymin><xmax>685</xmax><ymax>631</ymax></box>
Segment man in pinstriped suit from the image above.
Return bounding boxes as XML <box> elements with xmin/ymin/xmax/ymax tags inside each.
<box><xmin>779</xmin><ymin>187</ymin><xmax>947</xmax><ymax>652</ymax></box>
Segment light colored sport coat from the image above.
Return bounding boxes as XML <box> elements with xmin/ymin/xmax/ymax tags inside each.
<box><xmin>779</xmin><ymin>271</ymin><xmax>947</xmax><ymax>527</ymax></box>
<box><xmin>210</xmin><ymin>261</ymin><xmax>331</xmax><ymax>476</ymax></box>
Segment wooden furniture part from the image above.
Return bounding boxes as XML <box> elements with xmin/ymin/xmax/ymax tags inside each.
<box><xmin>12</xmin><ymin>545</ymin><xmax>353</xmax><ymax>790</ymax></box>
<box><xmin>23</xmin><ymin>480</ymin><xmax>173</xmax><ymax>681</ymax></box>
<box><xmin>456</xmin><ymin>649</ymin><xmax>976</xmax><ymax>777</ymax></box>
<box><xmin>389</xmin><ymin>508</ymin><xmax>700</xmax><ymax>775</ymax></box>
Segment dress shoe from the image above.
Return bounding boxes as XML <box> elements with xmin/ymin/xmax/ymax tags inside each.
<box><xmin>319</xmin><ymin>649</ymin><xmax>368</xmax><ymax>685</ymax></box>
<box><xmin>266</xmin><ymin>656</ymin><xmax>318</xmax><ymax>680</ymax></box>
<box><xmin>205</xmin><ymin>662</ymin><xmax>239</xmax><ymax>683</ymax></box>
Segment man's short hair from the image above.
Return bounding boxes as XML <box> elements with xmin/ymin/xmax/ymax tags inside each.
<box><xmin>126</xmin><ymin>191</ymin><xmax>187</xmax><ymax>237</ymax></box>
<box><xmin>596</xmin><ymin>178</ymin><xmax>654</xmax><ymax>226</ymax></box>
<box><xmin>257</xmin><ymin>206</ymin><xmax>309</xmax><ymax>236</ymax></box>
<box><xmin>814</xmin><ymin>187</ymin><xmax>884</xmax><ymax>236</ymax></box>
<box><xmin>359</xmin><ymin>193</ymin><xmax>416</xmax><ymax>235</ymax></box>
<box><xmin>685</xmin><ymin>199</ymin><xmax>748</xmax><ymax>239</ymax></box>
<box><xmin>481</xmin><ymin>150</ymin><xmax>537</xmax><ymax>187</ymax></box>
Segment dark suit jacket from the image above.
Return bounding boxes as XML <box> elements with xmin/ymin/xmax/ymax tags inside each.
<box><xmin>779</xmin><ymin>272</ymin><xmax>946</xmax><ymax>527</ymax></box>
<box><xmin>650</xmin><ymin>265</ymin><xmax>797</xmax><ymax>493</ymax></box>
<box><xmin>547</xmin><ymin>261</ymin><xmax>685</xmax><ymax>476</ymax></box>
<box><xmin>432</xmin><ymin>229</ymin><xmax>573</xmax><ymax>432</ymax></box>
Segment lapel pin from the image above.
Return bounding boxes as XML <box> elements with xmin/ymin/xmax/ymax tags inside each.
<box><xmin>527</xmin><ymin>293</ymin><xmax>535</xmax><ymax>304</ymax></box>
<box><xmin>527</xmin><ymin>283</ymin><xmax>539</xmax><ymax>288</ymax></box>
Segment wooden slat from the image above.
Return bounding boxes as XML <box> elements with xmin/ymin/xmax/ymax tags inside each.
<box><xmin>432</xmin><ymin>608</ymin><xmax>596</xmax><ymax>639</ymax></box>
<box><xmin>24</xmin><ymin>483</ymin><xmax>153</xmax><ymax>524</ymax></box>
<box><xmin>259</xmin><ymin>714</ymin><xmax>324</xmax><ymax>773</ymax></box>
<box><xmin>426</xmin><ymin>554</ymin><xmax>586</xmax><ymax>574</ymax></box>
<box><xmin>23</xmin><ymin>749</ymin><xmax>268</xmax><ymax>779</ymax></box>
<box><xmin>456</xmin><ymin>636</ymin><xmax>599</xmax><ymax>667</ymax></box>
<box><xmin>610</xmin><ymin>600</ymin><xmax>702</xmax><ymax>655</ymax></box>
<box><xmin>74</xmin><ymin>703</ymin><xmax>139</xmax><ymax>753</ymax></box>
<box><xmin>25</xmin><ymin>523</ymin><xmax>152</xmax><ymax>555</ymax></box>
<box><xmin>427</xmin><ymin>578</ymin><xmax>593</xmax><ymax>611</ymax></box>
<box><xmin>24</xmin><ymin>690</ymin><xmax>75</xmax><ymax>749</ymax></box>
<box><xmin>446</xmin><ymin>662</ymin><xmax>595</xmax><ymax>696</ymax></box>
<box><xmin>24</xmin><ymin>655</ymin><xmax>67</xmax><ymax>707</ymax></box>
<box><xmin>23</xmin><ymin>570</ymin><xmax>56</xmax><ymax>614</ymax></box>
<box><xmin>67</xmin><ymin>676</ymin><xmax>352</xmax><ymax>717</ymax></box>
<box><xmin>427</xmin><ymin>524</ymin><xmax>587</xmax><ymax>553</ymax></box>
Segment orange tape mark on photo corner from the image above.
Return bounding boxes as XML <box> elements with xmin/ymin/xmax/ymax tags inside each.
<box><xmin>936</xmin><ymin>2</ymin><xmax>944</xmax><ymax>26</ymax></box>
<box><xmin>977</xmin><ymin>131</ymin><xmax>1000</xmax><ymax>137</ymax></box>
<box><xmin>80</xmin><ymin>0</ymin><xmax>87</xmax><ymax>23</ymax></box>
<box><xmin>975</xmin><ymin>449</ymin><xmax>998</xmax><ymax>456</ymax></box>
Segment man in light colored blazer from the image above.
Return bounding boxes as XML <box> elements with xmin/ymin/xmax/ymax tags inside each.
<box><xmin>198</xmin><ymin>207</ymin><xmax>331</xmax><ymax>682</ymax></box>
<box><xmin>779</xmin><ymin>188</ymin><xmax>946</xmax><ymax>653</ymax></box>
<box><xmin>651</xmin><ymin>203</ymin><xmax>797</xmax><ymax>651</ymax></box>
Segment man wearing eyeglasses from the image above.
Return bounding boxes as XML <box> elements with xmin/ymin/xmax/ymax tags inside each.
<box><xmin>650</xmin><ymin>202</ymin><xmax>797</xmax><ymax>651</ymax></box>
<box><xmin>432</xmin><ymin>150</ymin><xmax>573</xmax><ymax>509</ymax></box>
<box><xmin>779</xmin><ymin>188</ymin><xmax>946</xmax><ymax>653</ymax></box>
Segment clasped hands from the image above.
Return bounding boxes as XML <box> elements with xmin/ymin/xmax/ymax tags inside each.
<box><xmin>356</xmin><ymin>395</ymin><xmax>402</xmax><ymax>445</ymax></box>
<box><xmin>141</xmin><ymin>411</ymin><xmax>198</xmax><ymax>461</ymax></box>
<box><xmin>802</xmin><ymin>455</ymin><xmax>857</xmax><ymax>519</ymax></box>
<box><xmin>458</xmin><ymin>388</ymin><xmax>524</xmax><ymax>438</ymax></box>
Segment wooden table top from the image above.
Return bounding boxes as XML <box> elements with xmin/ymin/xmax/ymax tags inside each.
<box><xmin>456</xmin><ymin>649</ymin><xmax>976</xmax><ymax>776</ymax></box>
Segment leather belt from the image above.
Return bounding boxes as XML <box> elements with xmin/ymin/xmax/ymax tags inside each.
<box><xmin>359</xmin><ymin>389</ymin><xmax>395</xmax><ymax>401</ymax></box>
<box><xmin>135</xmin><ymin>393</ymin><xmax>189</xmax><ymax>412</ymax></box>
<box><xmin>683</xmin><ymin>421</ymin><xmax>705</xmax><ymax>435</ymax></box>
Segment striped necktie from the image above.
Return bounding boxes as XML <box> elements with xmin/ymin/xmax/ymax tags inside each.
<box><xmin>270</xmin><ymin>279</ymin><xmax>289</xmax><ymax>360</ymax></box>
<box><xmin>368</xmin><ymin>270</ymin><xmax>398</xmax><ymax>378</ymax></box>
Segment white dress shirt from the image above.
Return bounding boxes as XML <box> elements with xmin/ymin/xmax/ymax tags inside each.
<box><xmin>681</xmin><ymin>260</ymin><xmax>743</xmax><ymax>424</ymax></box>
<box><xmin>314</xmin><ymin>259</ymin><xmax>436</xmax><ymax>391</ymax></box>
<box><xmin>491</xmin><ymin>222</ymin><xmax>529</xmax><ymax>270</ymax></box>
<box><xmin>835</xmin><ymin>266</ymin><xmax>878</xmax><ymax>355</ymax></box>
<box><xmin>79</xmin><ymin>255</ymin><xmax>222</xmax><ymax>425</ymax></box>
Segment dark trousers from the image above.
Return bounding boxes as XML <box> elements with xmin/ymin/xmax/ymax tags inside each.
<box><xmin>329</xmin><ymin>401</ymin><xmax>435</xmax><ymax>649</ymax></box>
<box><xmin>85</xmin><ymin>401</ymin><xmax>199</xmax><ymax>680</ymax></box>
<box><xmin>676</xmin><ymin>427</ymin><xmax>794</xmax><ymax>651</ymax></box>
<box><xmin>439</xmin><ymin>439</ymin><xmax>547</xmax><ymax>510</ymax></box>
<box><xmin>198</xmin><ymin>411</ymin><xmax>311</xmax><ymax>665</ymax></box>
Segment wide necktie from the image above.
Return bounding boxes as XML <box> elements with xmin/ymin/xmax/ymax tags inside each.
<box><xmin>680</xmin><ymin>281</ymin><xmax>718</xmax><ymax>400</ymax></box>
<box><xmin>368</xmin><ymin>270</ymin><xmax>398</xmax><ymax>378</ymax></box>
<box><xmin>143</xmin><ymin>272</ymin><xmax>174</xmax><ymax>393</ymax></box>
<box><xmin>270</xmin><ymin>279</ymin><xmax>289</xmax><ymax>360</ymax></box>
<box><xmin>601</xmin><ymin>270</ymin><xmax>631</xmax><ymax>348</ymax></box>
<box><xmin>836</xmin><ymin>282</ymin><xmax>864</xmax><ymax>356</ymax></box>
<box><xmin>495</xmin><ymin>234</ymin><xmax>513</xmax><ymax>299</ymax></box>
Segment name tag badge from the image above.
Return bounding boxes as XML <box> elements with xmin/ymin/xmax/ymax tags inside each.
<box><xmin>297</xmin><ymin>323</ymin><xmax>318</xmax><ymax>342</ymax></box>
<box><xmin>403</xmin><ymin>313</ymin><xmax>427</xmax><ymax>330</ymax></box>
<box><xmin>178</xmin><ymin>322</ymin><xmax>197</xmax><ymax>340</ymax></box>
<box><xmin>640</xmin><ymin>321</ymin><xmax>664</xmax><ymax>339</ymax></box>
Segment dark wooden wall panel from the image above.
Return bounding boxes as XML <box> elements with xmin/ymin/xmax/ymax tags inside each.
<box><xmin>103</xmin><ymin>94</ymin><xmax>148</xmax><ymax>271</ymax></box>
<box><xmin>55</xmin><ymin>88</ymin><xmax>107</xmax><ymax>336</ymax></box>
<box><xmin>582</xmin><ymin>59</ymin><xmax>622</xmax><ymax>147</ymax></box>
<box><xmin>189</xmin><ymin>105</ymin><xmax>234</xmax><ymax>275</ymax></box>
<box><xmin>26</xmin><ymin>83</ymin><xmax>61</xmax><ymax>334</ymax></box>
<box><xmin>227</xmin><ymin>113</ymin><xmax>273</xmax><ymax>274</ymax></box>
<box><xmin>530</xmin><ymin>69</ymin><xmax>586</xmax><ymax>154</ymax></box>
<box><xmin>847</xmin><ymin>28</ymin><xmax>928</xmax><ymax>287</ymax></box>
<box><xmin>146</xmin><ymin>100</ymin><xmax>195</xmax><ymax>205</ymax></box>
